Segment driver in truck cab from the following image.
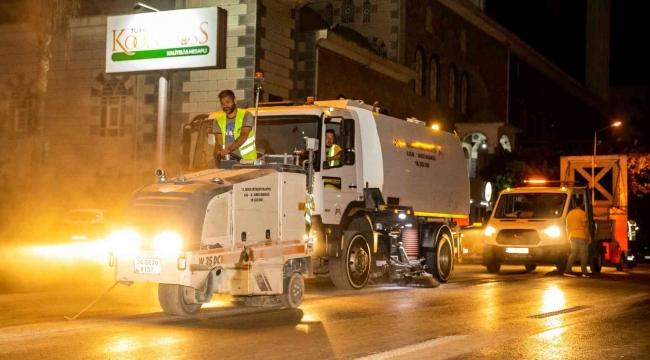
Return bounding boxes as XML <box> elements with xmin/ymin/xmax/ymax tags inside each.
<box><xmin>325</xmin><ymin>129</ymin><xmax>342</xmax><ymax>166</ymax></box>
<box><xmin>212</xmin><ymin>90</ymin><xmax>257</xmax><ymax>163</ymax></box>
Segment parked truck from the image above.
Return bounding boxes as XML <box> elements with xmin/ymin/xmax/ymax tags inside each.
<box><xmin>109</xmin><ymin>99</ymin><xmax>470</xmax><ymax>315</ymax></box>
<box><xmin>482</xmin><ymin>155</ymin><xmax>628</xmax><ymax>274</ymax></box>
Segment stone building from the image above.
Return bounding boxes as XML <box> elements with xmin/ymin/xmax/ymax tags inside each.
<box><xmin>0</xmin><ymin>0</ymin><xmax>610</xmax><ymax>219</ymax></box>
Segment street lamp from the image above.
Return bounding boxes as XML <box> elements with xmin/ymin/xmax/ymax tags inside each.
<box><xmin>592</xmin><ymin>120</ymin><xmax>622</xmax><ymax>205</ymax></box>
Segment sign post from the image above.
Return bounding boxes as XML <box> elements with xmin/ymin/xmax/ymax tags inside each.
<box><xmin>106</xmin><ymin>7</ymin><xmax>226</xmax><ymax>168</ymax></box>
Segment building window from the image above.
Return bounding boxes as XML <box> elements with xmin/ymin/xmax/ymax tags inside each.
<box><xmin>11</xmin><ymin>93</ymin><xmax>31</xmax><ymax>132</ymax></box>
<box><xmin>341</xmin><ymin>0</ymin><xmax>355</xmax><ymax>23</ymax></box>
<box><xmin>414</xmin><ymin>47</ymin><xmax>425</xmax><ymax>96</ymax></box>
<box><xmin>460</xmin><ymin>72</ymin><xmax>469</xmax><ymax>113</ymax></box>
<box><xmin>429</xmin><ymin>56</ymin><xmax>440</xmax><ymax>102</ymax></box>
<box><xmin>426</xmin><ymin>6</ymin><xmax>433</xmax><ymax>33</ymax></box>
<box><xmin>101</xmin><ymin>80</ymin><xmax>126</xmax><ymax>137</ymax></box>
<box><xmin>363</xmin><ymin>0</ymin><xmax>371</xmax><ymax>23</ymax></box>
<box><xmin>448</xmin><ymin>65</ymin><xmax>457</xmax><ymax>109</ymax></box>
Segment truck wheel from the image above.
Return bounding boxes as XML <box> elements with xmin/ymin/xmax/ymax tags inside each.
<box><xmin>485</xmin><ymin>258</ymin><xmax>501</xmax><ymax>274</ymax></box>
<box><xmin>425</xmin><ymin>233</ymin><xmax>453</xmax><ymax>283</ymax></box>
<box><xmin>280</xmin><ymin>272</ymin><xmax>305</xmax><ymax>308</ymax></box>
<box><xmin>330</xmin><ymin>232</ymin><xmax>370</xmax><ymax>290</ymax></box>
<box><xmin>590</xmin><ymin>246</ymin><xmax>603</xmax><ymax>274</ymax></box>
<box><xmin>158</xmin><ymin>284</ymin><xmax>202</xmax><ymax>316</ymax></box>
<box><xmin>524</xmin><ymin>264</ymin><xmax>537</xmax><ymax>272</ymax></box>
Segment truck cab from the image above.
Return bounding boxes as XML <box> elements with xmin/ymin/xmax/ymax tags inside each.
<box><xmin>483</xmin><ymin>183</ymin><xmax>597</xmax><ymax>274</ymax></box>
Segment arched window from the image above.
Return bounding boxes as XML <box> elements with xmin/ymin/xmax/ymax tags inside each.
<box><xmin>460</xmin><ymin>72</ymin><xmax>469</xmax><ymax>113</ymax></box>
<box><xmin>429</xmin><ymin>56</ymin><xmax>440</xmax><ymax>102</ymax></box>
<box><xmin>341</xmin><ymin>0</ymin><xmax>355</xmax><ymax>23</ymax></box>
<box><xmin>414</xmin><ymin>47</ymin><xmax>425</xmax><ymax>96</ymax></box>
<box><xmin>101</xmin><ymin>79</ymin><xmax>127</xmax><ymax>137</ymax></box>
<box><xmin>448</xmin><ymin>65</ymin><xmax>457</xmax><ymax>109</ymax></box>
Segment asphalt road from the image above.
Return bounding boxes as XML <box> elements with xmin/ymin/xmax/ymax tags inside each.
<box><xmin>1</xmin><ymin>248</ymin><xmax>649</xmax><ymax>360</ymax></box>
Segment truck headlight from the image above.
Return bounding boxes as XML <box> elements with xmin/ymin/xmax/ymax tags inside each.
<box><xmin>108</xmin><ymin>229</ymin><xmax>141</xmax><ymax>256</ymax></box>
<box><xmin>484</xmin><ymin>226</ymin><xmax>496</xmax><ymax>236</ymax></box>
<box><xmin>153</xmin><ymin>231</ymin><xmax>183</xmax><ymax>256</ymax></box>
<box><xmin>543</xmin><ymin>226</ymin><xmax>561</xmax><ymax>238</ymax></box>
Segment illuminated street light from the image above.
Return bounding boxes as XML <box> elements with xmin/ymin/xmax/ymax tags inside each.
<box><xmin>431</xmin><ymin>124</ymin><xmax>440</xmax><ymax>131</ymax></box>
<box><xmin>592</xmin><ymin>120</ymin><xmax>622</xmax><ymax>205</ymax></box>
<box><xmin>481</xmin><ymin>141</ymin><xmax>488</xmax><ymax>150</ymax></box>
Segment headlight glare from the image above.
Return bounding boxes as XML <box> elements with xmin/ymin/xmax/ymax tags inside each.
<box><xmin>108</xmin><ymin>229</ymin><xmax>141</xmax><ymax>256</ymax></box>
<box><xmin>153</xmin><ymin>231</ymin><xmax>183</xmax><ymax>256</ymax></box>
<box><xmin>543</xmin><ymin>225</ymin><xmax>562</xmax><ymax>238</ymax></box>
<box><xmin>484</xmin><ymin>226</ymin><xmax>496</xmax><ymax>236</ymax></box>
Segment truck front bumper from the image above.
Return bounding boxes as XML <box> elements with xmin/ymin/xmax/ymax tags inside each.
<box><xmin>484</xmin><ymin>244</ymin><xmax>570</xmax><ymax>265</ymax></box>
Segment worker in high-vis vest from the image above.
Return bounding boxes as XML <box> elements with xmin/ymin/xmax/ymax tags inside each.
<box><xmin>325</xmin><ymin>129</ymin><xmax>342</xmax><ymax>166</ymax></box>
<box><xmin>213</xmin><ymin>90</ymin><xmax>257</xmax><ymax>164</ymax></box>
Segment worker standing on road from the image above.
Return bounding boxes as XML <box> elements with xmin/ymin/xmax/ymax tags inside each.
<box><xmin>565</xmin><ymin>197</ymin><xmax>591</xmax><ymax>277</ymax></box>
<box><xmin>325</xmin><ymin>129</ymin><xmax>342</xmax><ymax>166</ymax></box>
<box><xmin>213</xmin><ymin>90</ymin><xmax>257</xmax><ymax>164</ymax></box>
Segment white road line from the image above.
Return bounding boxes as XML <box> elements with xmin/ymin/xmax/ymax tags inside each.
<box><xmin>355</xmin><ymin>335</ymin><xmax>468</xmax><ymax>360</ymax></box>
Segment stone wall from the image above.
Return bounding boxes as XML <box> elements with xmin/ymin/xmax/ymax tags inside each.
<box><xmin>403</xmin><ymin>0</ymin><xmax>509</xmax><ymax>123</ymax></box>
<box><xmin>308</xmin><ymin>0</ymin><xmax>401</xmax><ymax>61</ymax></box>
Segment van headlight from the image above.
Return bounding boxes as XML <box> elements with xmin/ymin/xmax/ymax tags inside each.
<box><xmin>543</xmin><ymin>226</ymin><xmax>561</xmax><ymax>238</ymax></box>
<box><xmin>485</xmin><ymin>226</ymin><xmax>497</xmax><ymax>236</ymax></box>
<box><xmin>108</xmin><ymin>229</ymin><xmax>142</xmax><ymax>256</ymax></box>
<box><xmin>153</xmin><ymin>231</ymin><xmax>183</xmax><ymax>256</ymax></box>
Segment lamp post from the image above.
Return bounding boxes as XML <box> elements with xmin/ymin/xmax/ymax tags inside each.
<box><xmin>133</xmin><ymin>2</ymin><xmax>169</xmax><ymax>169</ymax></box>
<box><xmin>591</xmin><ymin>120</ymin><xmax>621</xmax><ymax>206</ymax></box>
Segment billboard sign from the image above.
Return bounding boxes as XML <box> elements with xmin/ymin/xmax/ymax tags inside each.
<box><xmin>106</xmin><ymin>7</ymin><xmax>225</xmax><ymax>73</ymax></box>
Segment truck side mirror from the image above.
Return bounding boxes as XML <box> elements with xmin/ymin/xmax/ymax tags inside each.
<box><xmin>342</xmin><ymin>118</ymin><xmax>355</xmax><ymax>150</ymax></box>
<box><xmin>342</xmin><ymin>151</ymin><xmax>355</xmax><ymax>166</ymax></box>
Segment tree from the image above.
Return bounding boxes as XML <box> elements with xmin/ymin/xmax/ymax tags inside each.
<box><xmin>628</xmin><ymin>152</ymin><xmax>650</xmax><ymax>197</ymax></box>
<box><xmin>480</xmin><ymin>149</ymin><xmax>558</xmax><ymax>197</ymax></box>
<box><xmin>27</xmin><ymin>0</ymin><xmax>80</xmax><ymax>165</ymax></box>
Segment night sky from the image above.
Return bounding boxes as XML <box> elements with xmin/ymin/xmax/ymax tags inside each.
<box><xmin>486</xmin><ymin>0</ymin><xmax>650</xmax><ymax>87</ymax></box>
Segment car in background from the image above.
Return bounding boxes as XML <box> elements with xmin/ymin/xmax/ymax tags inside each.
<box><xmin>57</xmin><ymin>209</ymin><xmax>108</xmax><ymax>241</ymax></box>
<box><xmin>628</xmin><ymin>245</ymin><xmax>650</xmax><ymax>266</ymax></box>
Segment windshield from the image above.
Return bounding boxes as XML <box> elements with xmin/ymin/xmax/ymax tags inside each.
<box><xmin>494</xmin><ymin>193</ymin><xmax>567</xmax><ymax>219</ymax></box>
<box><xmin>256</xmin><ymin>115</ymin><xmax>320</xmax><ymax>155</ymax></box>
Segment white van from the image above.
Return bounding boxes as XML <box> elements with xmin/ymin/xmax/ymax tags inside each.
<box><xmin>482</xmin><ymin>185</ymin><xmax>594</xmax><ymax>274</ymax></box>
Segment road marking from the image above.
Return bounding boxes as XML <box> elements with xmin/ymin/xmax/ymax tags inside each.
<box><xmin>355</xmin><ymin>335</ymin><xmax>468</xmax><ymax>360</ymax></box>
<box><xmin>528</xmin><ymin>305</ymin><xmax>591</xmax><ymax>319</ymax></box>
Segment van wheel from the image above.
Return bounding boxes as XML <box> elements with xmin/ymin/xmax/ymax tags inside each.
<box><xmin>555</xmin><ymin>255</ymin><xmax>568</xmax><ymax>274</ymax></box>
<box><xmin>280</xmin><ymin>273</ymin><xmax>305</xmax><ymax>308</ymax></box>
<box><xmin>425</xmin><ymin>233</ymin><xmax>453</xmax><ymax>283</ymax></box>
<box><xmin>485</xmin><ymin>258</ymin><xmax>501</xmax><ymax>273</ymax></box>
<box><xmin>330</xmin><ymin>232</ymin><xmax>370</xmax><ymax>290</ymax></box>
<box><xmin>524</xmin><ymin>264</ymin><xmax>537</xmax><ymax>272</ymax></box>
<box><xmin>158</xmin><ymin>284</ymin><xmax>202</xmax><ymax>316</ymax></box>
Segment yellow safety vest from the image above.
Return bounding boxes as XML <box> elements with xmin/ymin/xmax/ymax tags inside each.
<box><xmin>328</xmin><ymin>144</ymin><xmax>341</xmax><ymax>166</ymax></box>
<box><xmin>216</xmin><ymin>109</ymin><xmax>257</xmax><ymax>160</ymax></box>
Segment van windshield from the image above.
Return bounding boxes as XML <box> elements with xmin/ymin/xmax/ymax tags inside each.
<box><xmin>494</xmin><ymin>193</ymin><xmax>567</xmax><ymax>219</ymax></box>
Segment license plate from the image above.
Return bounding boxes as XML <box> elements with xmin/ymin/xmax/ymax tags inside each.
<box><xmin>506</xmin><ymin>247</ymin><xmax>529</xmax><ymax>254</ymax></box>
<box><xmin>135</xmin><ymin>257</ymin><xmax>161</xmax><ymax>274</ymax></box>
